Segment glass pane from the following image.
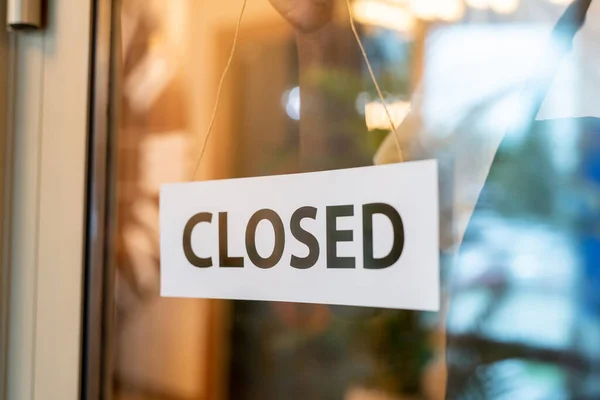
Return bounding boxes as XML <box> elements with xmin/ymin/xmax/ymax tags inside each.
<box><xmin>98</xmin><ymin>0</ymin><xmax>600</xmax><ymax>399</ymax></box>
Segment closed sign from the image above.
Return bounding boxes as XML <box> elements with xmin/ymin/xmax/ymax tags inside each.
<box><xmin>160</xmin><ymin>160</ymin><xmax>439</xmax><ymax>311</ymax></box>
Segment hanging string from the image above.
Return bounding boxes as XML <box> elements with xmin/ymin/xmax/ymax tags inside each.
<box><xmin>193</xmin><ymin>0</ymin><xmax>405</xmax><ymax>180</ymax></box>
<box><xmin>345</xmin><ymin>0</ymin><xmax>404</xmax><ymax>162</ymax></box>
<box><xmin>192</xmin><ymin>0</ymin><xmax>248</xmax><ymax>180</ymax></box>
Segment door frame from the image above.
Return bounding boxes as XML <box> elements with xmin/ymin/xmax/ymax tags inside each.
<box><xmin>5</xmin><ymin>0</ymin><xmax>93</xmax><ymax>398</ymax></box>
<box><xmin>81</xmin><ymin>0</ymin><xmax>115</xmax><ymax>398</ymax></box>
<box><xmin>0</xmin><ymin>0</ymin><xmax>13</xmax><ymax>397</ymax></box>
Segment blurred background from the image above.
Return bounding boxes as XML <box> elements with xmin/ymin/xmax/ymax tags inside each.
<box><xmin>107</xmin><ymin>0</ymin><xmax>600</xmax><ymax>399</ymax></box>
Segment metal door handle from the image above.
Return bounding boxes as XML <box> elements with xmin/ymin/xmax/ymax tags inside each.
<box><xmin>7</xmin><ymin>0</ymin><xmax>42</xmax><ymax>30</ymax></box>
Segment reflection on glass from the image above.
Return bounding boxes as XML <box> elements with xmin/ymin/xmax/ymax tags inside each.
<box><xmin>105</xmin><ymin>0</ymin><xmax>600</xmax><ymax>399</ymax></box>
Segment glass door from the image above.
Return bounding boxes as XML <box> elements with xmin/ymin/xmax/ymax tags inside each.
<box><xmin>84</xmin><ymin>0</ymin><xmax>600</xmax><ymax>399</ymax></box>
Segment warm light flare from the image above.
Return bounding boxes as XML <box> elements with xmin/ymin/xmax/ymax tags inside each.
<box><xmin>352</xmin><ymin>0</ymin><xmax>415</xmax><ymax>32</ymax></box>
<box><xmin>411</xmin><ymin>0</ymin><xmax>465</xmax><ymax>21</ymax></box>
<box><xmin>491</xmin><ymin>0</ymin><xmax>519</xmax><ymax>14</ymax></box>
<box><xmin>466</xmin><ymin>0</ymin><xmax>489</xmax><ymax>9</ymax></box>
<box><xmin>365</xmin><ymin>101</ymin><xmax>411</xmax><ymax>131</ymax></box>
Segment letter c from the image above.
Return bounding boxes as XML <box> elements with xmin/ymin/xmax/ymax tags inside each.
<box><xmin>183</xmin><ymin>212</ymin><xmax>213</xmax><ymax>268</ymax></box>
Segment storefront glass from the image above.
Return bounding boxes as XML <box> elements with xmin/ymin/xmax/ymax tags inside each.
<box><xmin>86</xmin><ymin>0</ymin><xmax>600</xmax><ymax>398</ymax></box>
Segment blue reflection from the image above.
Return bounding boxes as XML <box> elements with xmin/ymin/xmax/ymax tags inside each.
<box><xmin>447</xmin><ymin>116</ymin><xmax>600</xmax><ymax>398</ymax></box>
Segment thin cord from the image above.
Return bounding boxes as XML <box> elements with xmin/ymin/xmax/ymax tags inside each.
<box><xmin>345</xmin><ymin>0</ymin><xmax>404</xmax><ymax>162</ymax></box>
<box><xmin>192</xmin><ymin>0</ymin><xmax>248</xmax><ymax>180</ymax></box>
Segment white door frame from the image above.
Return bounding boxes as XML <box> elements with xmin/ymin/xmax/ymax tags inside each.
<box><xmin>5</xmin><ymin>0</ymin><xmax>93</xmax><ymax>398</ymax></box>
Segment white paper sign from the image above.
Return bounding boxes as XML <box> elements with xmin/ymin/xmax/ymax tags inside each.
<box><xmin>160</xmin><ymin>160</ymin><xmax>439</xmax><ymax>311</ymax></box>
